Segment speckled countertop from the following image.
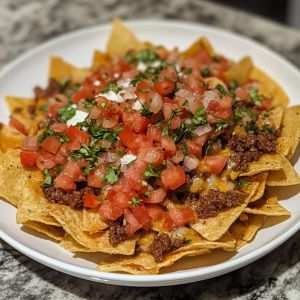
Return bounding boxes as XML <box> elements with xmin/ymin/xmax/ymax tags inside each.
<box><xmin>1</xmin><ymin>0</ymin><xmax>300</xmax><ymax>299</ymax></box>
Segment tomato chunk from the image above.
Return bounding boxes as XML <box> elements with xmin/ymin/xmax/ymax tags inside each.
<box><xmin>154</xmin><ymin>81</ymin><xmax>174</xmax><ymax>96</ymax></box>
<box><xmin>83</xmin><ymin>193</ymin><xmax>99</xmax><ymax>209</ymax></box>
<box><xmin>9</xmin><ymin>118</ymin><xmax>27</xmax><ymax>135</ymax></box>
<box><xmin>161</xmin><ymin>166</ymin><xmax>186</xmax><ymax>190</ymax></box>
<box><xmin>146</xmin><ymin>204</ymin><xmax>165</xmax><ymax>220</ymax></box>
<box><xmin>36</xmin><ymin>151</ymin><xmax>57</xmax><ymax>170</ymax></box>
<box><xmin>40</xmin><ymin>136</ymin><xmax>61</xmax><ymax>154</ymax></box>
<box><xmin>203</xmin><ymin>155</ymin><xmax>227</xmax><ymax>175</ymax></box>
<box><xmin>144</xmin><ymin>188</ymin><xmax>166</xmax><ymax>203</ymax></box>
<box><xmin>99</xmin><ymin>200</ymin><xmax>123</xmax><ymax>221</ymax></box>
<box><xmin>164</xmin><ymin>207</ymin><xmax>195</xmax><ymax>230</ymax></box>
<box><xmin>20</xmin><ymin>150</ymin><xmax>39</xmax><ymax>166</ymax></box>
<box><xmin>54</xmin><ymin>173</ymin><xmax>76</xmax><ymax>191</ymax></box>
<box><xmin>65</xmin><ymin>126</ymin><xmax>90</xmax><ymax>144</ymax></box>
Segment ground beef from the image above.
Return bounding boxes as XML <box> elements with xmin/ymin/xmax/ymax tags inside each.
<box><xmin>27</xmin><ymin>105</ymin><xmax>36</xmax><ymax>115</ymax></box>
<box><xmin>228</xmin><ymin>132</ymin><xmax>276</xmax><ymax>172</ymax></box>
<box><xmin>150</xmin><ymin>233</ymin><xmax>183</xmax><ymax>262</ymax></box>
<box><xmin>43</xmin><ymin>185</ymin><xmax>96</xmax><ymax>209</ymax></box>
<box><xmin>187</xmin><ymin>190</ymin><xmax>248</xmax><ymax>219</ymax></box>
<box><xmin>108</xmin><ymin>219</ymin><xmax>128</xmax><ymax>246</ymax></box>
<box><xmin>34</xmin><ymin>78</ymin><xmax>61</xmax><ymax>99</ymax></box>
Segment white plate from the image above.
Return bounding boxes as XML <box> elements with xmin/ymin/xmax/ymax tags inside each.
<box><xmin>0</xmin><ymin>20</ymin><xmax>300</xmax><ymax>287</ymax></box>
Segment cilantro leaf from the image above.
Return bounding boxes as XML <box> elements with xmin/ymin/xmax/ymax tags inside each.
<box><xmin>137</xmin><ymin>49</ymin><xmax>159</xmax><ymax>63</ymax></box>
<box><xmin>39</xmin><ymin>104</ymin><xmax>49</xmax><ymax>112</ymax></box>
<box><xmin>38</xmin><ymin>128</ymin><xmax>54</xmax><ymax>142</ymax></box>
<box><xmin>58</xmin><ymin>105</ymin><xmax>76</xmax><ymax>123</ymax></box>
<box><xmin>236</xmin><ymin>178</ymin><xmax>251</xmax><ymax>190</ymax></box>
<box><xmin>201</xmin><ymin>67</ymin><xmax>212</xmax><ymax>78</ymax></box>
<box><xmin>215</xmin><ymin>119</ymin><xmax>230</xmax><ymax>133</ymax></box>
<box><xmin>143</xmin><ymin>164</ymin><xmax>161</xmax><ymax>178</ymax></box>
<box><xmin>41</xmin><ymin>169</ymin><xmax>52</xmax><ymax>188</ymax></box>
<box><xmin>102</xmin><ymin>166</ymin><xmax>120</xmax><ymax>184</ymax></box>
<box><xmin>128</xmin><ymin>196</ymin><xmax>142</xmax><ymax>207</ymax></box>
<box><xmin>262</xmin><ymin>124</ymin><xmax>273</xmax><ymax>133</ymax></box>
<box><xmin>248</xmin><ymin>87</ymin><xmax>263</xmax><ymax>106</ymax></box>
<box><xmin>183</xmin><ymin>67</ymin><xmax>192</xmax><ymax>74</ymax></box>
<box><xmin>89</xmin><ymin>121</ymin><xmax>121</xmax><ymax>143</ymax></box>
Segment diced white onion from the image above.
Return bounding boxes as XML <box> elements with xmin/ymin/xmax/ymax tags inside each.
<box><xmin>66</xmin><ymin>109</ymin><xmax>88</xmax><ymax>126</ymax></box>
<box><xmin>132</xmin><ymin>100</ymin><xmax>144</xmax><ymax>111</ymax></box>
<box><xmin>118</xmin><ymin>79</ymin><xmax>132</xmax><ymax>88</ymax></box>
<box><xmin>97</xmin><ymin>91</ymin><xmax>125</xmax><ymax>103</ymax></box>
<box><xmin>183</xmin><ymin>155</ymin><xmax>199</xmax><ymax>171</ymax></box>
<box><xmin>193</xmin><ymin>124</ymin><xmax>213</xmax><ymax>137</ymax></box>
<box><xmin>202</xmin><ymin>90</ymin><xmax>220</xmax><ymax>109</ymax></box>
<box><xmin>120</xmin><ymin>154</ymin><xmax>137</xmax><ymax>166</ymax></box>
<box><xmin>137</xmin><ymin>62</ymin><xmax>147</xmax><ymax>72</ymax></box>
<box><xmin>149</xmin><ymin>93</ymin><xmax>163</xmax><ymax>113</ymax></box>
<box><xmin>171</xmin><ymin>227</ymin><xmax>190</xmax><ymax>240</ymax></box>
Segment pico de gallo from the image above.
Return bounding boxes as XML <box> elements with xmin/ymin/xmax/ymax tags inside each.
<box><xmin>15</xmin><ymin>45</ymin><xmax>277</xmax><ymax>249</ymax></box>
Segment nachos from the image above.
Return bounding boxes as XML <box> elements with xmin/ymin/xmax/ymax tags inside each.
<box><xmin>0</xmin><ymin>19</ymin><xmax>299</xmax><ymax>274</ymax></box>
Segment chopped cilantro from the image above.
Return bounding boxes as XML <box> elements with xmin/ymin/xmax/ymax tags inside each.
<box><xmin>101</xmin><ymin>80</ymin><xmax>122</xmax><ymax>94</ymax></box>
<box><xmin>102</xmin><ymin>166</ymin><xmax>120</xmax><ymax>184</ymax></box>
<box><xmin>215</xmin><ymin>84</ymin><xmax>232</xmax><ymax>96</ymax></box>
<box><xmin>229</xmin><ymin>79</ymin><xmax>239</xmax><ymax>91</ymax></box>
<box><xmin>234</xmin><ymin>107</ymin><xmax>257</xmax><ymax>122</ymax></box>
<box><xmin>215</xmin><ymin>119</ymin><xmax>230</xmax><ymax>133</ymax></box>
<box><xmin>182</xmin><ymin>100</ymin><xmax>189</xmax><ymax>107</ymax></box>
<box><xmin>84</xmin><ymin>99</ymin><xmax>96</xmax><ymax>109</ymax></box>
<box><xmin>89</xmin><ymin>121</ymin><xmax>121</xmax><ymax>143</ymax></box>
<box><xmin>236</xmin><ymin>178</ymin><xmax>251</xmax><ymax>190</ymax></box>
<box><xmin>191</xmin><ymin>107</ymin><xmax>207</xmax><ymax>127</ymax></box>
<box><xmin>38</xmin><ymin>127</ymin><xmax>69</xmax><ymax>144</ymax></box>
<box><xmin>41</xmin><ymin>169</ymin><xmax>52</xmax><ymax>188</ymax></box>
<box><xmin>262</xmin><ymin>124</ymin><xmax>273</xmax><ymax>133</ymax></box>
<box><xmin>58</xmin><ymin>134</ymin><xmax>70</xmax><ymax>144</ymax></box>
<box><xmin>212</xmin><ymin>54</ymin><xmax>221</xmax><ymax>62</ymax></box>
<box><xmin>39</xmin><ymin>104</ymin><xmax>49</xmax><ymax>112</ymax></box>
<box><xmin>58</xmin><ymin>105</ymin><xmax>76</xmax><ymax>123</ymax></box>
<box><xmin>201</xmin><ymin>67</ymin><xmax>212</xmax><ymax>78</ymax></box>
<box><xmin>38</xmin><ymin>128</ymin><xmax>54</xmax><ymax>142</ymax></box>
<box><xmin>130</xmin><ymin>73</ymin><xmax>146</xmax><ymax>86</ymax></box>
<box><xmin>77</xmin><ymin>120</ymin><xmax>89</xmax><ymax>129</ymax></box>
<box><xmin>137</xmin><ymin>49</ymin><xmax>159</xmax><ymax>63</ymax></box>
<box><xmin>203</xmin><ymin>137</ymin><xmax>218</xmax><ymax>156</ymax></box>
<box><xmin>248</xmin><ymin>87</ymin><xmax>263</xmax><ymax>106</ymax></box>
<box><xmin>183</xmin><ymin>67</ymin><xmax>192</xmax><ymax>74</ymax></box>
<box><xmin>181</xmin><ymin>140</ymin><xmax>189</xmax><ymax>156</ymax></box>
<box><xmin>128</xmin><ymin>196</ymin><xmax>142</xmax><ymax>207</ymax></box>
<box><xmin>143</xmin><ymin>164</ymin><xmax>161</xmax><ymax>178</ymax></box>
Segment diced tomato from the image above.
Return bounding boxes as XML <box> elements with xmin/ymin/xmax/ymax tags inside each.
<box><xmin>154</xmin><ymin>81</ymin><xmax>175</xmax><ymax>96</ymax></box>
<box><xmin>168</xmin><ymin>207</ymin><xmax>195</xmax><ymax>227</ymax></box>
<box><xmin>259</xmin><ymin>98</ymin><xmax>272</xmax><ymax>111</ymax></box>
<box><xmin>124</xmin><ymin>208</ymin><xmax>141</xmax><ymax>236</ymax></box>
<box><xmin>138</xmin><ymin>147</ymin><xmax>164</xmax><ymax>166</ymax></box>
<box><xmin>36</xmin><ymin>151</ymin><xmax>57</xmax><ymax>170</ymax></box>
<box><xmin>119</xmin><ymin>128</ymin><xmax>152</xmax><ymax>153</ymax></box>
<box><xmin>235</xmin><ymin>87</ymin><xmax>249</xmax><ymax>100</ymax></box>
<box><xmin>48</xmin><ymin>104</ymin><xmax>60</xmax><ymax>119</ymax></box>
<box><xmin>50</xmin><ymin>123</ymin><xmax>68</xmax><ymax>133</ymax></box>
<box><xmin>135</xmin><ymin>79</ymin><xmax>155</xmax><ymax>101</ymax></box>
<box><xmin>20</xmin><ymin>150</ymin><xmax>39</xmax><ymax>166</ymax></box>
<box><xmin>121</xmin><ymin>109</ymin><xmax>149</xmax><ymax>134</ymax></box>
<box><xmin>186</xmin><ymin>139</ymin><xmax>203</xmax><ymax>158</ymax></box>
<box><xmin>119</xmin><ymin>127</ymin><xmax>136</xmax><ymax>148</ymax></box>
<box><xmin>9</xmin><ymin>118</ymin><xmax>27</xmax><ymax>135</ymax></box>
<box><xmin>87</xmin><ymin>165</ymin><xmax>106</xmax><ymax>188</ymax></box>
<box><xmin>207</xmin><ymin>97</ymin><xmax>232</xmax><ymax>120</ymax></box>
<box><xmin>147</xmin><ymin>125</ymin><xmax>162</xmax><ymax>142</ymax></box>
<box><xmin>183</xmin><ymin>50</ymin><xmax>212</xmax><ymax>69</ymax></box>
<box><xmin>65</xmin><ymin>126</ymin><xmax>90</xmax><ymax>144</ymax></box>
<box><xmin>72</xmin><ymin>86</ymin><xmax>94</xmax><ymax>103</ymax></box>
<box><xmin>184</xmin><ymin>73</ymin><xmax>205</xmax><ymax>94</ymax></box>
<box><xmin>63</xmin><ymin>161</ymin><xmax>84</xmax><ymax>181</ymax></box>
<box><xmin>83</xmin><ymin>193</ymin><xmax>100</xmax><ymax>209</ymax></box>
<box><xmin>54</xmin><ymin>173</ymin><xmax>76</xmax><ymax>191</ymax></box>
<box><xmin>131</xmin><ymin>204</ymin><xmax>151</xmax><ymax>230</ymax></box>
<box><xmin>163</xmin><ymin>102</ymin><xmax>179</xmax><ymax>120</ymax></box>
<box><xmin>163</xmin><ymin>213</ymin><xmax>175</xmax><ymax>231</ymax></box>
<box><xmin>161</xmin><ymin>166</ymin><xmax>186</xmax><ymax>190</ymax></box>
<box><xmin>124</xmin><ymin>163</ymin><xmax>144</xmax><ymax>185</ymax></box>
<box><xmin>99</xmin><ymin>200</ymin><xmax>123</xmax><ymax>221</ymax></box>
<box><xmin>160</xmin><ymin>136</ymin><xmax>176</xmax><ymax>155</ymax></box>
<box><xmin>144</xmin><ymin>188</ymin><xmax>166</xmax><ymax>203</ymax></box>
<box><xmin>40</xmin><ymin>136</ymin><xmax>61</xmax><ymax>154</ymax></box>
<box><xmin>146</xmin><ymin>204</ymin><xmax>165</xmax><ymax>220</ymax></box>
<box><xmin>158</xmin><ymin>66</ymin><xmax>178</xmax><ymax>82</ymax></box>
<box><xmin>203</xmin><ymin>155</ymin><xmax>227</xmax><ymax>175</ymax></box>
<box><xmin>112</xmin><ymin>191</ymin><xmax>132</xmax><ymax>211</ymax></box>
<box><xmin>21</xmin><ymin>136</ymin><xmax>39</xmax><ymax>151</ymax></box>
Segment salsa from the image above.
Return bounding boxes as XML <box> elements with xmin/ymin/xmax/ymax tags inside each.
<box><xmin>16</xmin><ymin>46</ymin><xmax>276</xmax><ymax>245</ymax></box>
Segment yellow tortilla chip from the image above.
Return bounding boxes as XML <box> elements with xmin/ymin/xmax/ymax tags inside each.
<box><xmin>60</xmin><ymin>234</ymin><xmax>100</xmax><ymax>252</ymax></box>
<box><xmin>191</xmin><ymin>183</ymin><xmax>259</xmax><ymax>241</ymax></box>
<box><xmin>250</xmin><ymin>67</ymin><xmax>289</xmax><ymax>107</ymax></box>
<box><xmin>269</xmin><ymin>105</ymin><xmax>284</xmax><ymax>130</ymax></box>
<box><xmin>224</xmin><ymin>56</ymin><xmax>254</xmax><ymax>85</ymax></box>
<box><xmin>82</xmin><ymin>209</ymin><xmax>108</xmax><ymax>234</ymax></box>
<box><xmin>276</xmin><ymin>106</ymin><xmax>300</xmax><ymax>158</ymax></box>
<box><xmin>204</xmin><ymin>77</ymin><xmax>227</xmax><ymax>90</ymax></box>
<box><xmin>244</xmin><ymin>195</ymin><xmax>290</xmax><ymax>216</ymax></box>
<box><xmin>249</xmin><ymin>172</ymin><xmax>268</xmax><ymax>203</ymax></box>
<box><xmin>50</xmin><ymin>206</ymin><xmax>137</xmax><ymax>254</ymax></box>
<box><xmin>0</xmin><ymin>124</ymin><xmax>24</xmax><ymax>152</ymax></box>
<box><xmin>181</xmin><ymin>37</ymin><xmax>214</xmax><ymax>58</ymax></box>
<box><xmin>49</xmin><ymin>56</ymin><xmax>91</xmax><ymax>83</ymax></box>
<box><xmin>23</xmin><ymin>221</ymin><xmax>65</xmax><ymax>241</ymax></box>
<box><xmin>267</xmin><ymin>155</ymin><xmax>300</xmax><ymax>186</ymax></box>
<box><xmin>107</xmin><ymin>18</ymin><xmax>144</xmax><ymax>57</ymax></box>
<box><xmin>91</xmin><ymin>50</ymin><xmax>110</xmax><ymax>70</ymax></box>
<box><xmin>229</xmin><ymin>214</ymin><xmax>266</xmax><ymax>249</ymax></box>
<box><xmin>237</xmin><ymin>154</ymin><xmax>282</xmax><ymax>178</ymax></box>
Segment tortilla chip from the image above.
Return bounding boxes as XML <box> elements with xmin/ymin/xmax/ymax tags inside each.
<box><xmin>50</xmin><ymin>206</ymin><xmax>137</xmax><ymax>254</ymax></box>
<box><xmin>250</xmin><ymin>67</ymin><xmax>289</xmax><ymax>107</ymax></box>
<box><xmin>224</xmin><ymin>56</ymin><xmax>254</xmax><ymax>85</ymax></box>
<box><xmin>181</xmin><ymin>37</ymin><xmax>214</xmax><ymax>58</ymax></box>
<box><xmin>267</xmin><ymin>155</ymin><xmax>300</xmax><ymax>186</ymax></box>
<box><xmin>49</xmin><ymin>57</ymin><xmax>91</xmax><ymax>83</ymax></box>
<box><xmin>91</xmin><ymin>50</ymin><xmax>110</xmax><ymax>70</ymax></box>
<box><xmin>23</xmin><ymin>221</ymin><xmax>65</xmax><ymax>241</ymax></box>
<box><xmin>204</xmin><ymin>77</ymin><xmax>227</xmax><ymax>90</ymax></box>
<box><xmin>244</xmin><ymin>195</ymin><xmax>290</xmax><ymax>216</ymax></box>
<box><xmin>98</xmin><ymin>252</ymin><xmax>159</xmax><ymax>274</ymax></box>
<box><xmin>107</xmin><ymin>18</ymin><xmax>144</xmax><ymax>57</ymax></box>
<box><xmin>0</xmin><ymin>124</ymin><xmax>24</xmax><ymax>152</ymax></box>
<box><xmin>276</xmin><ymin>106</ymin><xmax>300</xmax><ymax>158</ymax></box>
<box><xmin>237</xmin><ymin>154</ymin><xmax>282</xmax><ymax>178</ymax></box>
<box><xmin>82</xmin><ymin>209</ymin><xmax>108</xmax><ymax>234</ymax></box>
<box><xmin>191</xmin><ymin>183</ymin><xmax>259</xmax><ymax>241</ymax></box>
<box><xmin>229</xmin><ymin>214</ymin><xmax>266</xmax><ymax>249</ymax></box>
<box><xmin>269</xmin><ymin>105</ymin><xmax>284</xmax><ymax>129</ymax></box>
<box><xmin>60</xmin><ymin>234</ymin><xmax>99</xmax><ymax>252</ymax></box>
<box><xmin>249</xmin><ymin>172</ymin><xmax>268</xmax><ymax>203</ymax></box>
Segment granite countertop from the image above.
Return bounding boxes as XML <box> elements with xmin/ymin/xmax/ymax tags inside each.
<box><xmin>1</xmin><ymin>0</ymin><xmax>300</xmax><ymax>299</ymax></box>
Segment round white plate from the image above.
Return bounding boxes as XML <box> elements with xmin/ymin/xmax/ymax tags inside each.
<box><xmin>0</xmin><ymin>20</ymin><xmax>300</xmax><ymax>287</ymax></box>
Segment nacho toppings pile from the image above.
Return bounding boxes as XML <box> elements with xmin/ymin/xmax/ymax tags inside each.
<box><xmin>1</xmin><ymin>19</ymin><xmax>299</xmax><ymax>274</ymax></box>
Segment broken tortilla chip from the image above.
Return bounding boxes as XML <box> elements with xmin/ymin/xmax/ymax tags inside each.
<box><xmin>267</xmin><ymin>155</ymin><xmax>300</xmax><ymax>186</ymax></box>
<box><xmin>244</xmin><ymin>195</ymin><xmax>290</xmax><ymax>216</ymax></box>
<box><xmin>249</xmin><ymin>172</ymin><xmax>268</xmax><ymax>203</ymax></box>
<box><xmin>229</xmin><ymin>214</ymin><xmax>266</xmax><ymax>249</ymax></box>
<box><xmin>91</xmin><ymin>50</ymin><xmax>110</xmax><ymax>70</ymax></box>
<box><xmin>0</xmin><ymin>124</ymin><xmax>24</xmax><ymax>152</ymax></box>
<box><xmin>107</xmin><ymin>18</ymin><xmax>144</xmax><ymax>57</ymax></box>
<box><xmin>181</xmin><ymin>37</ymin><xmax>214</xmax><ymax>58</ymax></box>
<box><xmin>82</xmin><ymin>209</ymin><xmax>108</xmax><ymax>234</ymax></box>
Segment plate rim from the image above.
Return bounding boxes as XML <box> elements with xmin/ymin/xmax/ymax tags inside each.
<box><xmin>1</xmin><ymin>19</ymin><xmax>300</xmax><ymax>286</ymax></box>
